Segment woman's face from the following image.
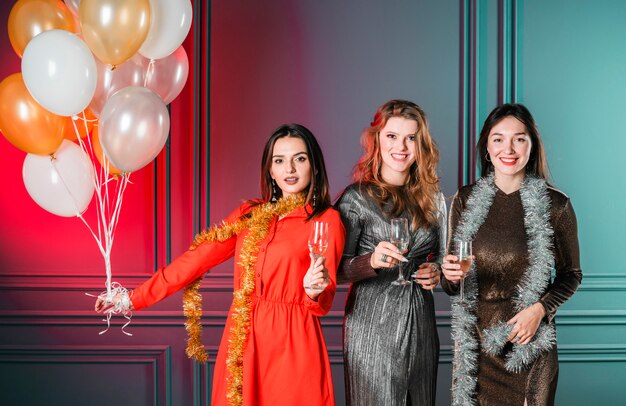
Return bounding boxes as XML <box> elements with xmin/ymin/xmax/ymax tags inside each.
<box><xmin>270</xmin><ymin>136</ymin><xmax>312</xmax><ymax>198</ymax></box>
<box><xmin>486</xmin><ymin>116</ymin><xmax>532</xmax><ymax>181</ymax></box>
<box><xmin>378</xmin><ymin>116</ymin><xmax>418</xmax><ymax>185</ymax></box>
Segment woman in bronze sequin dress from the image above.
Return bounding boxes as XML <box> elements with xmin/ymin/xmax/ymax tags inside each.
<box><xmin>441</xmin><ymin>104</ymin><xmax>582</xmax><ymax>405</ymax></box>
<box><xmin>336</xmin><ymin>100</ymin><xmax>446</xmax><ymax>405</ymax></box>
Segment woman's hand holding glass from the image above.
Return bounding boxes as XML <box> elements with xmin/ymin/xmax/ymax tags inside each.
<box><xmin>441</xmin><ymin>254</ymin><xmax>468</xmax><ymax>283</ymax></box>
<box><xmin>442</xmin><ymin>253</ymin><xmax>474</xmax><ymax>301</ymax></box>
<box><xmin>370</xmin><ymin>241</ymin><xmax>408</xmax><ymax>269</ymax></box>
<box><xmin>389</xmin><ymin>218</ymin><xmax>412</xmax><ymax>285</ymax></box>
<box><xmin>306</xmin><ymin>221</ymin><xmax>329</xmax><ymax>291</ymax></box>
<box><xmin>305</xmin><ymin>221</ymin><xmax>330</xmax><ymax>298</ymax></box>
<box><xmin>442</xmin><ymin>240</ymin><xmax>473</xmax><ymax>301</ymax></box>
<box><xmin>304</xmin><ymin>254</ymin><xmax>329</xmax><ymax>300</ymax></box>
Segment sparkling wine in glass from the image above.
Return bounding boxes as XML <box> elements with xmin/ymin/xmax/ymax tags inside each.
<box><xmin>390</xmin><ymin>218</ymin><xmax>411</xmax><ymax>286</ymax></box>
<box><xmin>307</xmin><ymin>221</ymin><xmax>329</xmax><ymax>290</ymax></box>
<box><xmin>451</xmin><ymin>240</ymin><xmax>473</xmax><ymax>302</ymax></box>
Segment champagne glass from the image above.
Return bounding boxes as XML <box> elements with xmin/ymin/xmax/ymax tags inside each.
<box><xmin>307</xmin><ymin>221</ymin><xmax>329</xmax><ymax>290</ymax></box>
<box><xmin>390</xmin><ymin>218</ymin><xmax>411</xmax><ymax>286</ymax></box>
<box><xmin>450</xmin><ymin>240</ymin><xmax>473</xmax><ymax>302</ymax></box>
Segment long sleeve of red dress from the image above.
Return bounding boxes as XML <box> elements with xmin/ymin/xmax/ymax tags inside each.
<box><xmin>131</xmin><ymin>205</ymin><xmax>245</xmax><ymax>311</ymax></box>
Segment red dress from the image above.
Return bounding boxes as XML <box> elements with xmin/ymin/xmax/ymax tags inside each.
<box><xmin>131</xmin><ymin>203</ymin><xmax>346</xmax><ymax>406</ymax></box>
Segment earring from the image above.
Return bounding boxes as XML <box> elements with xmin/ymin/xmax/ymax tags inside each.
<box><xmin>271</xmin><ymin>179</ymin><xmax>278</xmax><ymax>202</ymax></box>
<box><xmin>312</xmin><ymin>187</ymin><xmax>317</xmax><ymax>208</ymax></box>
<box><xmin>485</xmin><ymin>153</ymin><xmax>492</xmax><ymax>162</ymax></box>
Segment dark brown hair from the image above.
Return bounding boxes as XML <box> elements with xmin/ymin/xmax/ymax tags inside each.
<box><xmin>477</xmin><ymin>103</ymin><xmax>550</xmax><ymax>180</ymax></box>
<box><xmin>257</xmin><ymin>123</ymin><xmax>330</xmax><ymax>220</ymax></box>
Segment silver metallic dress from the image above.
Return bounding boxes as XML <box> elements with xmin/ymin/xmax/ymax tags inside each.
<box><xmin>336</xmin><ymin>183</ymin><xmax>446</xmax><ymax>406</ymax></box>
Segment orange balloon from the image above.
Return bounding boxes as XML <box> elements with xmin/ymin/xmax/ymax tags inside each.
<box><xmin>63</xmin><ymin>108</ymin><xmax>96</xmax><ymax>141</ymax></box>
<box><xmin>8</xmin><ymin>0</ymin><xmax>76</xmax><ymax>58</ymax></box>
<box><xmin>0</xmin><ymin>73</ymin><xmax>65</xmax><ymax>155</ymax></box>
<box><xmin>79</xmin><ymin>0</ymin><xmax>151</xmax><ymax>66</ymax></box>
<box><xmin>91</xmin><ymin>126</ymin><xmax>122</xmax><ymax>175</ymax></box>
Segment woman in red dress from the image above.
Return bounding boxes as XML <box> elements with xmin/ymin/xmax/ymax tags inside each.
<box><xmin>95</xmin><ymin>124</ymin><xmax>345</xmax><ymax>406</ymax></box>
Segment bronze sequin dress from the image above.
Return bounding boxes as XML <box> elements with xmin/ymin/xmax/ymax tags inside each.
<box><xmin>336</xmin><ymin>183</ymin><xmax>446</xmax><ymax>406</ymax></box>
<box><xmin>442</xmin><ymin>183</ymin><xmax>582</xmax><ymax>405</ymax></box>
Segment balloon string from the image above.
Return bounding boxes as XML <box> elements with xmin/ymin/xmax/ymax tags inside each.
<box><xmin>51</xmin><ymin>157</ymin><xmax>110</xmax><ymax>294</ymax></box>
<box><xmin>53</xmin><ymin>182</ymin><xmax>111</xmax><ymax>300</ymax></box>
<box><xmin>85</xmin><ymin>282</ymin><xmax>133</xmax><ymax>336</ymax></box>
<box><xmin>144</xmin><ymin>59</ymin><xmax>156</xmax><ymax>87</ymax></box>
<box><xmin>108</xmin><ymin>174</ymin><xmax>130</xmax><ymax>246</ymax></box>
<box><xmin>50</xmin><ymin>158</ymin><xmax>85</xmax><ymax>218</ymax></box>
<box><xmin>69</xmin><ymin>119</ymin><xmax>107</xmax><ymax>253</ymax></box>
<box><xmin>75</xmin><ymin>117</ymin><xmax>115</xmax><ymax>293</ymax></box>
<box><xmin>71</xmin><ymin>116</ymin><xmax>100</xmax><ymax>197</ymax></box>
<box><xmin>71</xmin><ymin>114</ymin><xmax>98</xmax><ymax>123</ymax></box>
<box><xmin>69</xmin><ymin>113</ymin><xmax>132</xmax><ymax>320</ymax></box>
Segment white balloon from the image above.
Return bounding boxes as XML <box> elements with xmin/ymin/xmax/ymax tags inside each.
<box><xmin>139</xmin><ymin>0</ymin><xmax>193</xmax><ymax>60</ymax></box>
<box><xmin>21</xmin><ymin>29</ymin><xmax>97</xmax><ymax>117</ymax></box>
<box><xmin>99</xmin><ymin>86</ymin><xmax>170</xmax><ymax>173</ymax></box>
<box><xmin>23</xmin><ymin>140</ymin><xmax>95</xmax><ymax>217</ymax></box>
<box><xmin>143</xmin><ymin>46</ymin><xmax>189</xmax><ymax>104</ymax></box>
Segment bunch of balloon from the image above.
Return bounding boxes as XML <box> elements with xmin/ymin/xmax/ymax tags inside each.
<box><xmin>0</xmin><ymin>0</ymin><xmax>193</xmax><ymax>334</ymax></box>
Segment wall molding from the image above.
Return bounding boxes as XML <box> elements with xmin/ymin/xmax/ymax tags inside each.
<box><xmin>554</xmin><ymin>310</ymin><xmax>626</xmax><ymax>325</ymax></box>
<box><xmin>435</xmin><ymin>309</ymin><xmax>626</xmax><ymax>327</ymax></box>
<box><xmin>2</xmin><ymin>306</ymin><xmax>626</xmax><ymax>329</ymax></box>
<box><xmin>498</xmin><ymin>0</ymin><xmax>518</xmax><ymax>104</ymax></box>
<box><xmin>0</xmin><ymin>272</ymin><xmax>233</xmax><ymax>290</ymax></box>
<box><xmin>0</xmin><ymin>345</ymin><xmax>172</xmax><ymax>405</ymax></box>
<box><xmin>557</xmin><ymin>344</ymin><xmax>626</xmax><ymax>362</ymax></box>
<box><xmin>439</xmin><ymin>344</ymin><xmax>626</xmax><ymax>364</ymax></box>
<box><xmin>0</xmin><ymin>310</ymin><xmax>341</xmax><ymax>328</ymax></box>
<box><xmin>4</xmin><ymin>272</ymin><xmax>622</xmax><ymax>292</ymax></box>
<box><xmin>576</xmin><ymin>273</ymin><xmax>626</xmax><ymax>291</ymax></box>
<box><xmin>459</xmin><ymin>0</ymin><xmax>477</xmax><ymax>186</ymax></box>
<box><xmin>0</xmin><ymin>273</ymin><xmax>156</xmax><ymax>290</ymax></box>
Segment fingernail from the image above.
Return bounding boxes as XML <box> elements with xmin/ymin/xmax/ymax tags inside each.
<box><xmin>401</xmin><ymin>257</ymin><xmax>408</xmax><ymax>262</ymax></box>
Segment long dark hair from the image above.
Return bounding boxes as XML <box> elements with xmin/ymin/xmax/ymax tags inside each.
<box><xmin>257</xmin><ymin>123</ymin><xmax>331</xmax><ymax>220</ymax></box>
<box><xmin>353</xmin><ymin>99</ymin><xmax>440</xmax><ymax>228</ymax></box>
<box><xmin>477</xmin><ymin>103</ymin><xmax>550</xmax><ymax>180</ymax></box>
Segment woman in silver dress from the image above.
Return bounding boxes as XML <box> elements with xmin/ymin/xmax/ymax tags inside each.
<box><xmin>336</xmin><ymin>100</ymin><xmax>446</xmax><ymax>405</ymax></box>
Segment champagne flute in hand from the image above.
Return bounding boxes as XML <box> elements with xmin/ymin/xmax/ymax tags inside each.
<box><xmin>451</xmin><ymin>240</ymin><xmax>473</xmax><ymax>302</ymax></box>
<box><xmin>390</xmin><ymin>218</ymin><xmax>411</xmax><ymax>286</ymax></box>
<box><xmin>307</xmin><ymin>221</ymin><xmax>329</xmax><ymax>290</ymax></box>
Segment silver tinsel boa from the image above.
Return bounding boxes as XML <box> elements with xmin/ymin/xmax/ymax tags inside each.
<box><xmin>450</xmin><ymin>174</ymin><xmax>556</xmax><ymax>406</ymax></box>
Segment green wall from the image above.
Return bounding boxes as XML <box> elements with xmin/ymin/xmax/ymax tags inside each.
<box><xmin>468</xmin><ymin>1</ymin><xmax>626</xmax><ymax>403</ymax></box>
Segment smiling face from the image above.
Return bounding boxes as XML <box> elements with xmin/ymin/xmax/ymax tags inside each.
<box><xmin>378</xmin><ymin>116</ymin><xmax>418</xmax><ymax>185</ymax></box>
<box><xmin>487</xmin><ymin>116</ymin><xmax>532</xmax><ymax>186</ymax></box>
<box><xmin>269</xmin><ymin>136</ymin><xmax>311</xmax><ymax>198</ymax></box>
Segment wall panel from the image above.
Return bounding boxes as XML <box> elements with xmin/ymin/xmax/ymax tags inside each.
<box><xmin>0</xmin><ymin>346</ymin><xmax>171</xmax><ymax>406</ymax></box>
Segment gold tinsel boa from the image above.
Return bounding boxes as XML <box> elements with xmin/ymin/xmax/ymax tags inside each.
<box><xmin>182</xmin><ymin>194</ymin><xmax>306</xmax><ymax>406</ymax></box>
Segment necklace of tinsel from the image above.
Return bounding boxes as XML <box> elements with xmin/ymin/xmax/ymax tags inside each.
<box><xmin>450</xmin><ymin>173</ymin><xmax>556</xmax><ymax>406</ymax></box>
<box><xmin>181</xmin><ymin>193</ymin><xmax>306</xmax><ymax>406</ymax></box>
